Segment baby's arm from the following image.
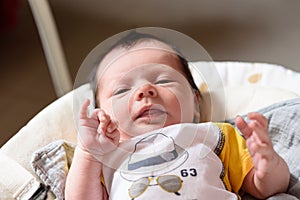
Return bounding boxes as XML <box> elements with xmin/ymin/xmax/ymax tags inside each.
<box><xmin>65</xmin><ymin>99</ymin><xmax>119</xmax><ymax>200</ymax></box>
<box><xmin>65</xmin><ymin>147</ymin><xmax>107</xmax><ymax>199</ymax></box>
<box><xmin>236</xmin><ymin>112</ymin><xmax>290</xmax><ymax>199</ymax></box>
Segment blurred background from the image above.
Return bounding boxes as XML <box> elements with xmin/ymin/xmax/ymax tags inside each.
<box><xmin>1</xmin><ymin>0</ymin><xmax>300</xmax><ymax>146</ymax></box>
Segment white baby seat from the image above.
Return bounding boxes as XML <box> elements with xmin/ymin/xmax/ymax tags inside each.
<box><xmin>1</xmin><ymin>61</ymin><xmax>300</xmax><ymax>199</ymax></box>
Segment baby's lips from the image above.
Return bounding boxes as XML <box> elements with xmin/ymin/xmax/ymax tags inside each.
<box><xmin>134</xmin><ymin>104</ymin><xmax>166</xmax><ymax>120</ymax></box>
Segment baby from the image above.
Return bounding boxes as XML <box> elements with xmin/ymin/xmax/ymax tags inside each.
<box><xmin>65</xmin><ymin>30</ymin><xmax>289</xmax><ymax>199</ymax></box>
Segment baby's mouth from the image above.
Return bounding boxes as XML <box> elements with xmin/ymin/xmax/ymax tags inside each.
<box><xmin>135</xmin><ymin>105</ymin><xmax>166</xmax><ymax>121</ymax></box>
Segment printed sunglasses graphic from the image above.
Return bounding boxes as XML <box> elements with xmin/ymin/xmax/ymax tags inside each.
<box><xmin>128</xmin><ymin>175</ymin><xmax>183</xmax><ymax>199</ymax></box>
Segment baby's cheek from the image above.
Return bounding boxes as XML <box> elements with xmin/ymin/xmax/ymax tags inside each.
<box><xmin>103</xmin><ymin>97</ymin><xmax>127</xmax><ymax>119</ymax></box>
<box><xmin>170</xmin><ymin>89</ymin><xmax>194</xmax><ymax>123</ymax></box>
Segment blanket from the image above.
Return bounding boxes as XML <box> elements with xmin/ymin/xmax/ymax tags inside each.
<box><xmin>31</xmin><ymin>140</ymin><xmax>75</xmax><ymax>200</ymax></box>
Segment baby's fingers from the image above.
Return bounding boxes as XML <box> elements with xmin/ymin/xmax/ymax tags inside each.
<box><xmin>106</xmin><ymin>127</ymin><xmax>120</xmax><ymax>146</ymax></box>
<box><xmin>79</xmin><ymin>99</ymin><xmax>101</xmax><ymax>127</ymax></box>
<box><xmin>97</xmin><ymin>110</ymin><xmax>111</xmax><ymax>133</ymax></box>
<box><xmin>98</xmin><ymin>114</ymin><xmax>120</xmax><ymax>147</ymax></box>
<box><xmin>247</xmin><ymin>112</ymin><xmax>268</xmax><ymax>130</ymax></box>
<box><xmin>80</xmin><ymin>99</ymin><xmax>91</xmax><ymax>119</ymax></box>
<box><xmin>107</xmin><ymin>120</ymin><xmax>118</xmax><ymax>134</ymax></box>
<box><xmin>249</xmin><ymin>122</ymin><xmax>271</xmax><ymax>146</ymax></box>
<box><xmin>235</xmin><ymin>115</ymin><xmax>253</xmax><ymax>139</ymax></box>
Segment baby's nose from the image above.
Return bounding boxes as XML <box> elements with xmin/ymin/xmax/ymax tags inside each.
<box><xmin>135</xmin><ymin>84</ymin><xmax>157</xmax><ymax>100</ymax></box>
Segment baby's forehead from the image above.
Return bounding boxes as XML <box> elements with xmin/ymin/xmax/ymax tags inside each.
<box><xmin>99</xmin><ymin>39</ymin><xmax>176</xmax><ymax>69</ymax></box>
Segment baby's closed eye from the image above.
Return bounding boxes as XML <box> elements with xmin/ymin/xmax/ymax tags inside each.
<box><xmin>113</xmin><ymin>88</ymin><xmax>130</xmax><ymax>95</ymax></box>
<box><xmin>155</xmin><ymin>79</ymin><xmax>174</xmax><ymax>84</ymax></box>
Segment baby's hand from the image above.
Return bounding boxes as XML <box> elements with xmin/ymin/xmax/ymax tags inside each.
<box><xmin>235</xmin><ymin>112</ymin><xmax>277</xmax><ymax>179</ymax></box>
<box><xmin>78</xmin><ymin>99</ymin><xmax>120</xmax><ymax>158</ymax></box>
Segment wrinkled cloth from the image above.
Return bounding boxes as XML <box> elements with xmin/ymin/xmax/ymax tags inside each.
<box><xmin>31</xmin><ymin>140</ymin><xmax>75</xmax><ymax>200</ymax></box>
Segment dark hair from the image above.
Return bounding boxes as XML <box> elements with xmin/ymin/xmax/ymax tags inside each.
<box><xmin>90</xmin><ymin>31</ymin><xmax>201</xmax><ymax>108</ymax></box>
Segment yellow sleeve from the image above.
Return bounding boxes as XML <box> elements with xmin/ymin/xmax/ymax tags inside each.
<box><xmin>215</xmin><ymin>123</ymin><xmax>253</xmax><ymax>194</ymax></box>
<box><xmin>100</xmin><ymin>172</ymin><xmax>106</xmax><ymax>187</ymax></box>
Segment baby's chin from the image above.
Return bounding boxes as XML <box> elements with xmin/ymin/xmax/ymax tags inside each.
<box><xmin>119</xmin><ymin>121</ymin><xmax>181</xmax><ymax>141</ymax></box>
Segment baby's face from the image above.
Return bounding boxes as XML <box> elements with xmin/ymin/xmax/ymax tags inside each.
<box><xmin>97</xmin><ymin>41</ymin><xmax>196</xmax><ymax>141</ymax></box>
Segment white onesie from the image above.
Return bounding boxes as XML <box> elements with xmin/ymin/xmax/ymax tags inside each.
<box><xmin>100</xmin><ymin>122</ymin><xmax>253</xmax><ymax>200</ymax></box>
